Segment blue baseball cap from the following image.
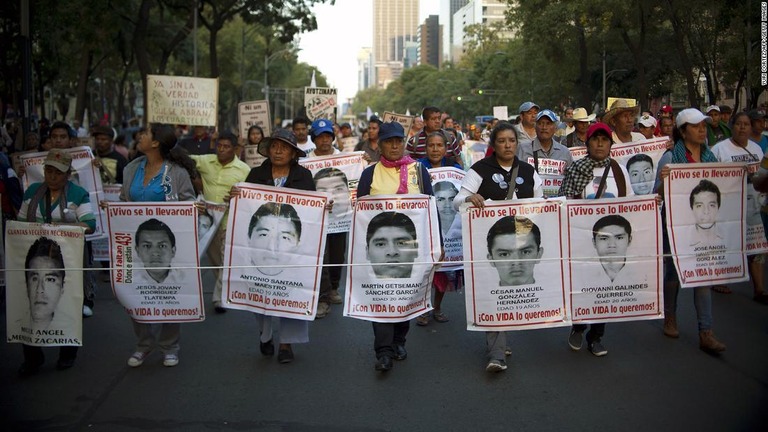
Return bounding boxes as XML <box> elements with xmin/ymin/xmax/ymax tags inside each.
<box><xmin>519</xmin><ymin>101</ymin><xmax>540</xmax><ymax>113</ymax></box>
<box><xmin>378</xmin><ymin>122</ymin><xmax>405</xmax><ymax>142</ymax></box>
<box><xmin>536</xmin><ymin>109</ymin><xmax>559</xmax><ymax>123</ymax></box>
<box><xmin>310</xmin><ymin>119</ymin><xmax>334</xmax><ymax>138</ymax></box>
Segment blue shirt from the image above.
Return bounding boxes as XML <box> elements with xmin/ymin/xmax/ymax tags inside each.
<box><xmin>129</xmin><ymin>159</ymin><xmax>168</xmax><ymax>202</ymax></box>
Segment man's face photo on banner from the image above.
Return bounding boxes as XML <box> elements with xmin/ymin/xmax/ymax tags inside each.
<box><xmin>592</xmin><ymin>215</ymin><xmax>632</xmax><ymax>280</ymax></box>
<box><xmin>365</xmin><ymin>211</ymin><xmax>419</xmax><ymax>279</ymax></box>
<box><xmin>486</xmin><ymin>216</ymin><xmax>544</xmax><ymax>286</ymax></box>
<box><xmin>689</xmin><ymin>179</ymin><xmax>722</xmax><ymax>246</ymax></box>
<box><xmin>626</xmin><ymin>154</ymin><xmax>655</xmax><ymax>195</ymax></box>
<box><xmin>747</xmin><ymin>183</ymin><xmax>764</xmax><ymax>227</ymax></box>
<box><xmin>434</xmin><ymin>181</ymin><xmax>459</xmax><ymax>236</ymax></box>
<box><xmin>135</xmin><ymin>218</ymin><xmax>177</xmax><ymax>284</ymax></box>
<box><xmin>198</xmin><ymin>211</ymin><xmax>214</xmax><ymax>241</ymax></box>
<box><xmin>314</xmin><ymin>168</ymin><xmax>351</xmax><ymax>219</ymax></box>
<box><xmin>248</xmin><ymin>202</ymin><xmax>302</xmax><ymax>277</ymax></box>
<box><xmin>26</xmin><ymin>237</ymin><xmax>66</xmax><ymax>328</ymax></box>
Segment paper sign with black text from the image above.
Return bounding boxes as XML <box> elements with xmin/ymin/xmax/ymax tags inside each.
<box><xmin>147</xmin><ymin>74</ymin><xmax>218</xmax><ymax>127</ymax></box>
<box><xmin>382</xmin><ymin>111</ymin><xmax>414</xmax><ymax>132</ymax></box>
<box><xmin>238</xmin><ymin>100</ymin><xmax>271</xmax><ymax>139</ymax></box>
<box><xmin>299</xmin><ymin>152</ymin><xmax>366</xmax><ymax>233</ymax></box>
<box><xmin>304</xmin><ymin>87</ymin><xmax>337</xmax><ymax>122</ymax></box>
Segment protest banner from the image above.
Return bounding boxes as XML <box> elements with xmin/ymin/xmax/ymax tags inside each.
<box><xmin>664</xmin><ymin>163</ymin><xmax>748</xmax><ymax>287</ymax></box>
<box><xmin>565</xmin><ymin>196</ymin><xmax>663</xmax><ymax>323</ymax></box>
<box><xmin>222</xmin><ymin>183</ymin><xmax>328</xmax><ymax>320</ymax></box>
<box><xmin>146</xmin><ymin>74</ymin><xmax>218</xmax><ymax>127</ymax></box>
<box><xmin>6</xmin><ymin>221</ymin><xmax>85</xmax><ymax>346</ymax></box>
<box><xmin>107</xmin><ymin>202</ymin><xmax>204</xmax><ymax>322</ymax></box>
<box><xmin>197</xmin><ymin>200</ymin><xmax>227</xmax><ymax>259</ymax></box>
<box><xmin>428</xmin><ymin>167</ymin><xmax>464</xmax><ymax>271</ymax></box>
<box><xmin>493</xmin><ymin>106</ymin><xmax>509</xmax><ymax>121</ymax></box>
<box><xmin>304</xmin><ymin>87</ymin><xmax>337</xmax><ymax>122</ymax></box>
<box><xmin>299</xmin><ymin>152</ymin><xmax>366</xmax><ymax>233</ymax></box>
<box><xmin>243</xmin><ymin>145</ymin><xmax>266</xmax><ymax>168</ymax></box>
<box><xmin>525</xmin><ymin>156</ymin><xmax>568</xmax><ymax>197</ymax></box>
<box><xmin>382</xmin><ymin>111</ymin><xmax>414</xmax><ymax>132</ymax></box>
<box><xmin>463</xmin><ymin>140</ymin><xmax>489</xmax><ymax>167</ymax></box>
<box><xmin>20</xmin><ymin>146</ymin><xmax>106</xmax><ymax>240</ymax></box>
<box><xmin>570</xmin><ymin>136</ymin><xmax>669</xmax><ymax>196</ymax></box>
<box><xmin>462</xmin><ymin>198</ymin><xmax>569</xmax><ymax>331</ymax></box>
<box><xmin>93</xmin><ymin>184</ymin><xmax>122</xmax><ymax>261</ymax></box>
<box><xmin>344</xmin><ymin>195</ymin><xmax>441</xmax><ymax>323</ymax></box>
<box><xmin>238</xmin><ymin>100</ymin><xmax>271</xmax><ymax>139</ymax></box>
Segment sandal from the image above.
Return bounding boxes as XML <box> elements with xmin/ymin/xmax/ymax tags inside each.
<box><xmin>712</xmin><ymin>285</ymin><xmax>732</xmax><ymax>294</ymax></box>
<box><xmin>416</xmin><ymin>313</ymin><xmax>429</xmax><ymax>326</ymax></box>
<box><xmin>433</xmin><ymin>310</ymin><xmax>449</xmax><ymax>323</ymax></box>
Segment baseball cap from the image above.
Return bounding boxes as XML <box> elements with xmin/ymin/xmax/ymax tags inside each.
<box><xmin>378</xmin><ymin>122</ymin><xmax>405</xmax><ymax>142</ymax></box>
<box><xmin>586</xmin><ymin>123</ymin><xmax>613</xmax><ymax>143</ymax></box>
<box><xmin>675</xmin><ymin>108</ymin><xmax>712</xmax><ymax>128</ymax></box>
<box><xmin>638</xmin><ymin>114</ymin><xmax>657</xmax><ymax>128</ymax></box>
<box><xmin>44</xmin><ymin>148</ymin><xmax>73</xmax><ymax>172</ymax></box>
<box><xmin>535</xmin><ymin>109</ymin><xmax>559</xmax><ymax>123</ymax></box>
<box><xmin>747</xmin><ymin>110</ymin><xmax>767</xmax><ymax>121</ymax></box>
<box><xmin>92</xmin><ymin>125</ymin><xmax>115</xmax><ymax>139</ymax></box>
<box><xmin>705</xmin><ymin>105</ymin><xmax>720</xmax><ymax>113</ymax></box>
<box><xmin>310</xmin><ymin>119</ymin><xmax>334</xmax><ymax>138</ymax></box>
<box><xmin>519</xmin><ymin>101</ymin><xmax>540</xmax><ymax>113</ymax></box>
<box><xmin>660</xmin><ymin>105</ymin><xmax>673</xmax><ymax>114</ymax></box>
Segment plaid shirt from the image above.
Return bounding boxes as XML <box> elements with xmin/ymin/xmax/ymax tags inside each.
<box><xmin>558</xmin><ymin>156</ymin><xmax>611</xmax><ymax>198</ymax></box>
<box><xmin>406</xmin><ymin>129</ymin><xmax>458</xmax><ymax>158</ymax></box>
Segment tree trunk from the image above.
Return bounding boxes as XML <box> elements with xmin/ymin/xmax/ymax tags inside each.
<box><xmin>666</xmin><ymin>2</ymin><xmax>699</xmax><ymax>106</ymax></box>
<box><xmin>575</xmin><ymin>20</ymin><xmax>591</xmax><ymax>109</ymax></box>
<box><xmin>133</xmin><ymin>0</ymin><xmax>153</xmax><ymax>126</ymax></box>
<box><xmin>74</xmin><ymin>51</ymin><xmax>93</xmax><ymax>125</ymax></box>
<box><xmin>209</xmin><ymin>25</ymin><xmax>220</xmax><ymax>78</ymax></box>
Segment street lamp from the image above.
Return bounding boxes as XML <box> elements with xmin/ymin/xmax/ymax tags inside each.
<box><xmin>263</xmin><ymin>48</ymin><xmax>297</xmax><ymax>103</ymax></box>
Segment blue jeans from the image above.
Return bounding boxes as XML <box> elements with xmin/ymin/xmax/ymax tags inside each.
<box><xmin>663</xmin><ymin>257</ymin><xmax>713</xmax><ymax>331</ymax></box>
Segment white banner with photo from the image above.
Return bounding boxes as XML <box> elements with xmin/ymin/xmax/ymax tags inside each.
<box><xmin>569</xmin><ymin>137</ymin><xmax>669</xmax><ymax>196</ymax></box>
<box><xmin>428</xmin><ymin>167</ymin><xmax>464</xmax><ymax>271</ymax></box>
<box><xmin>93</xmin><ymin>184</ymin><xmax>122</xmax><ymax>261</ymax></box>
<box><xmin>664</xmin><ymin>163</ymin><xmax>748</xmax><ymax>288</ymax></box>
<box><xmin>299</xmin><ymin>152</ymin><xmax>366</xmax><ymax>234</ymax></box>
<box><xmin>304</xmin><ymin>87</ymin><xmax>337</xmax><ymax>122</ymax></box>
<box><xmin>20</xmin><ymin>146</ymin><xmax>106</xmax><ymax>240</ymax></box>
<box><xmin>344</xmin><ymin>195</ymin><xmax>441</xmax><ymax>323</ymax></box>
<box><xmin>222</xmin><ymin>183</ymin><xmax>328</xmax><ymax>320</ymax></box>
<box><xmin>197</xmin><ymin>200</ymin><xmax>227</xmax><ymax>259</ymax></box>
<box><xmin>462</xmin><ymin>198</ymin><xmax>569</xmax><ymax>331</ymax></box>
<box><xmin>526</xmin><ymin>157</ymin><xmax>567</xmax><ymax>197</ymax></box>
<box><xmin>107</xmin><ymin>202</ymin><xmax>204</xmax><ymax>322</ymax></box>
<box><xmin>6</xmin><ymin>221</ymin><xmax>85</xmax><ymax>346</ymax></box>
<box><xmin>565</xmin><ymin>196</ymin><xmax>663</xmax><ymax>324</ymax></box>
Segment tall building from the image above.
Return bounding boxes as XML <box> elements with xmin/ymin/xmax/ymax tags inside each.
<box><xmin>373</xmin><ymin>0</ymin><xmax>420</xmax><ymax>87</ymax></box>
<box><xmin>452</xmin><ymin>0</ymin><xmax>511</xmax><ymax>63</ymax></box>
<box><xmin>357</xmin><ymin>47</ymin><xmax>374</xmax><ymax>91</ymax></box>
<box><xmin>417</xmin><ymin>15</ymin><xmax>442</xmax><ymax>68</ymax></box>
<box><xmin>439</xmin><ymin>0</ymin><xmax>469</xmax><ymax>64</ymax></box>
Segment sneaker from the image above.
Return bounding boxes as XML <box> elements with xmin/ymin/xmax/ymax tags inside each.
<box><xmin>127</xmin><ymin>351</ymin><xmax>150</xmax><ymax>367</ymax></box>
<box><xmin>82</xmin><ymin>305</ymin><xmax>93</xmax><ymax>318</ymax></box>
<box><xmin>316</xmin><ymin>302</ymin><xmax>331</xmax><ymax>319</ymax></box>
<box><xmin>163</xmin><ymin>354</ymin><xmax>179</xmax><ymax>367</ymax></box>
<box><xmin>568</xmin><ymin>330</ymin><xmax>583</xmax><ymax>351</ymax></box>
<box><xmin>329</xmin><ymin>289</ymin><xmax>343</xmax><ymax>304</ymax></box>
<box><xmin>504</xmin><ymin>347</ymin><xmax>512</xmax><ymax>357</ymax></box>
<box><xmin>588</xmin><ymin>341</ymin><xmax>608</xmax><ymax>357</ymax></box>
<box><xmin>485</xmin><ymin>359</ymin><xmax>507</xmax><ymax>372</ymax></box>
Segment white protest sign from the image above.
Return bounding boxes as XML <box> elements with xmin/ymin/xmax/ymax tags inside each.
<box><xmin>238</xmin><ymin>100</ymin><xmax>271</xmax><ymax>139</ymax></box>
<box><xmin>93</xmin><ymin>184</ymin><xmax>122</xmax><ymax>261</ymax></box>
<box><xmin>20</xmin><ymin>146</ymin><xmax>106</xmax><ymax>240</ymax></box>
<box><xmin>664</xmin><ymin>163</ymin><xmax>748</xmax><ymax>287</ymax></box>
<box><xmin>304</xmin><ymin>87</ymin><xmax>337</xmax><ymax>122</ymax></box>
<box><xmin>147</xmin><ymin>74</ymin><xmax>218</xmax><ymax>127</ymax></box>
<box><xmin>526</xmin><ymin>157</ymin><xmax>567</xmax><ymax>197</ymax></box>
<box><xmin>340</xmin><ymin>137</ymin><xmax>360</xmax><ymax>153</ymax></box>
<box><xmin>299</xmin><ymin>152</ymin><xmax>366</xmax><ymax>233</ymax></box>
<box><xmin>6</xmin><ymin>221</ymin><xmax>85</xmax><ymax>346</ymax></box>
<box><xmin>243</xmin><ymin>145</ymin><xmax>267</xmax><ymax>168</ymax></box>
<box><xmin>107</xmin><ymin>202</ymin><xmax>204</xmax><ymax>322</ymax></box>
<box><xmin>382</xmin><ymin>111</ymin><xmax>414</xmax><ymax>132</ymax></box>
<box><xmin>565</xmin><ymin>196</ymin><xmax>663</xmax><ymax>323</ymax></box>
<box><xmin>493</xmin><ymin>106</ymin><xmax>508</xmax><ymax>120</ymax></box>
<box><xmin>344</xmin><ymin>195</ymin><xmax>441</xmax><ymax>323</ymax></box>
<box><xmin>462</xmin><ymin>198</ymin><xmax>569</xmax><ymax>331</ymax></box>
<box><xmin>222</xmin><ymin>183</ymin><xmax>328</xmax><ymax>320</ymax></box>
<box><xmin>428</xmin><ymin>167</ymin><xmax>464</xmax><ymax>271</ymax></box>
<box><xmin>197</xmin><ymin>200</ymin><xmax>227</xmax><ymax>260</ymax></box>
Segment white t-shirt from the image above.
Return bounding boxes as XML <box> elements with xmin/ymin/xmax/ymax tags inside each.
<box><xmin>296</xmin><ymin>136</ymin><xmax>316</xmax><ymax>154</ymax></box>
<box><xmin>711</xmin><ymin>138</ymin><xmax>762</xmax><ymax>165</ymax></box>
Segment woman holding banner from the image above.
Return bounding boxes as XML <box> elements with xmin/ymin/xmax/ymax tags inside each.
<box><xmin>231</xmin><ymin>128</ymin><xmax>317</xmax><ymax>364</ymax></box>
<box><xmin>654</xmin><ymin>108</ymin><xmax>726</xmax><ymax>354</ymax></box>
<box><xmin>119</xmin><ymin>124</ymin><xmax>195</xmax><ymax>368</ymax></box>
<box><xmin>357</xmin><ymin>121</ymin><xmax>434</xmax><ymax>372</ymax></box>
<box><xmin>453</xmin><ymin>121</ymin><xmax>542</xmax><ymax>373</ymax></box>
<box><xmin>16</xmin><ymin>149</ymin><xmax>96</xmax><ymax>375</ymax></box>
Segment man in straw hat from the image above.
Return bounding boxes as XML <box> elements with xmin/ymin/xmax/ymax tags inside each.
<box><xmin>602</xmin><ymin>98</ymin><xmax>645</xmax><ymax>143</ymax></box>
<box><xmin>563</xmin><ymin>107</ymin><xmax>596</xmax><ymax>148</ymax></box>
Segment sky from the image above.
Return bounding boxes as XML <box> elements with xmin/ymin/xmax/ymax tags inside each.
<box><xmin>298</xmin><ymin>0</ymin><xmax>440</xmax><ymax>105</ymax></box>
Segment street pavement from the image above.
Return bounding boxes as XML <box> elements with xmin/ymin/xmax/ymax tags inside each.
<box><xmin>2</xmin><ymin>268</ymin><xmax>768</xmax><ymax>432</ymax></box>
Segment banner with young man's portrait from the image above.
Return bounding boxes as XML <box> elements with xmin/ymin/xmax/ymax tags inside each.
<box><xmin>299</xmin><ymin>152</ymin><xmax>366</xmax><ymax>233</ymax></box>
<box><xmin>106</xmin><ymin>202</ymin><xmax>204</xmax><ymax>322</ymax></box>
<box><xmin>462</xmin><ymin>198</ymin><xmax>569</xmax><ymax>331</ymax></box>
<box><xmin>428</xmin><ymin>167</ymin><xmax>464</xmax><ymax>271</ymax></box>
<box><xmin>664</xmin><ymin>163</ymin><xmax>748</xmax><ymax>288</ymax></box>
<box><xmin>344</xmin><ymin>195</ymin><xmax>441</xmax><ymax>323</ymax></box>
<box><xmin>222</xmin><ymin>183</ymin><xmax>328</xmax><ymax>320</ymax></box>
<box><xmin>6</xmin><ymin>221</ymin><xmax>85</xmax><ymax>346</ymax></box>
<box><xmin>197</xmin><ymin>200</ymin><xmax>227</xmax><ymax>259</ymax></box>
<box><xmin>565</xmin><ymin>196</ymin><xmax>663</xmax><ymax>323</ymax></box>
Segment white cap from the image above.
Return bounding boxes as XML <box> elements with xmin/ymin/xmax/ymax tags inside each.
<box><xmin>705</xmin><ymin>105</ymin><xmax>720</xmax><ymax>113</ymax></box>
<box><xmin>638</xmin><ymin>114</ymin><xmax>657</xmax><ymax>128</ymax></box>
<box><xmin>676</xmin><ymin>108</ymin><xmax>713</xmax><ymax>129</ymax></box>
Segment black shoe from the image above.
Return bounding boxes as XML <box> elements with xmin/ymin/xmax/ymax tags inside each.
<box><xmin>56</xmin><ymin>358</ymin><xmax>76</xmax><ymax>370</ymax></box>
<box><xmin>18</xmin><ymin>362</ymin><xmax>41</xmax><ymax>377</ymax></box>
<box><xmin>214</xmin><ymin>306</ymin><xmax>227</xmax><ymax>314</ymax></box>
<box><xmin>394</xmin><ymin>345</ymin><xmax>407</xmax><ymax>361</ymax></box>
<box><xmin>260</xmin><ymin>339</ymin><xmax>275</xmax><ymax>357</ymax></box>
<box><xmin>278</xmin><ymin>347</ymin><xmax>294</xmax><ymax>364</ymax></box>
<box><xmin>375</xmin><ymin>355</ymin><xmax>393</xmax><ymax>372</ymax></box>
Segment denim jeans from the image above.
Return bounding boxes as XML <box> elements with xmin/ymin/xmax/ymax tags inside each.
<box><xmin>664</xmin><ymin>257</ymin><xmax>713</xmax><ymax>331</ymax></box>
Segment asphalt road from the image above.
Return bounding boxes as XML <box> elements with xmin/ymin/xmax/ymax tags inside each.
<box><xmin>2</xmin><ymin>268</ymin><xmax>768</xmax><ymax>432</ymax></box>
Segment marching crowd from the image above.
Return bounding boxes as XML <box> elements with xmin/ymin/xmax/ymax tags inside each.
<box><xmin>5</xmin><ymin>99</ymin><xmax>768</xmax><ymax>376</ymax></box>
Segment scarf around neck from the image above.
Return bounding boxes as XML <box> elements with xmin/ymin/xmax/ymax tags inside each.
<box><xmin>380</xmin><ymin>155</ymin><xmax>416</xmax><ymax>194</ymax></box>
<box><xmin>671</xmin><ymin>140</ymin><xmax>718</xmax><ymax>164</ymax></box>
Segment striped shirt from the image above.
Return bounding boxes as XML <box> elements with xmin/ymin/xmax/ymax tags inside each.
<box><xmin>406</xmin><ymin>129</ymin><xmax>459</xmax><ymax>159</ymax></box>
